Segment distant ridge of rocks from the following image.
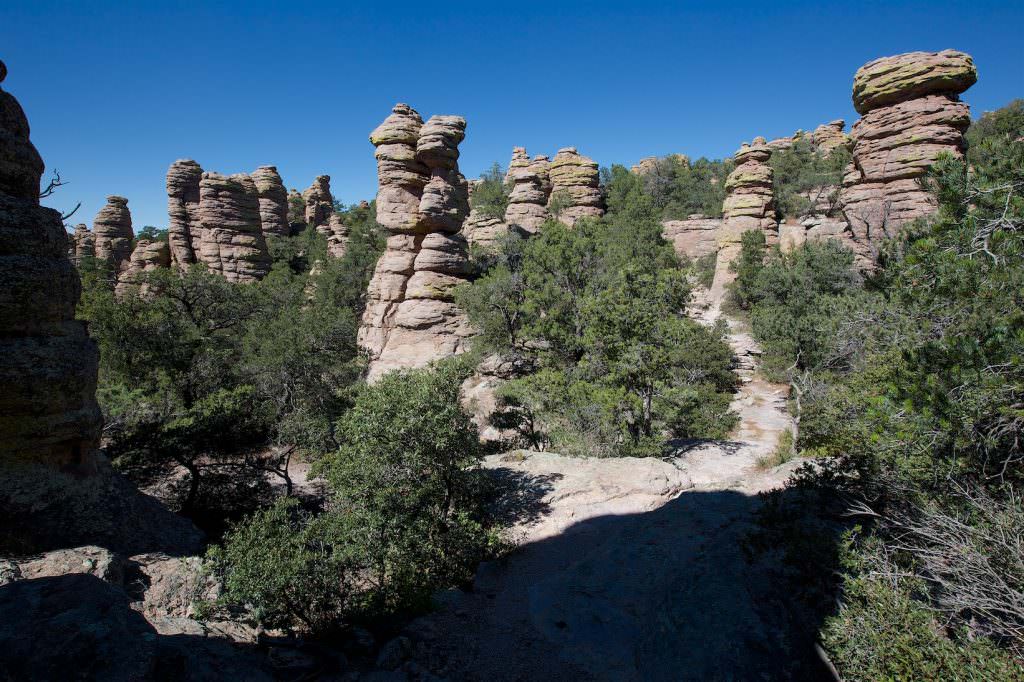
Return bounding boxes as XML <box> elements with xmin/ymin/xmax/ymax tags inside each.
<box><xmin>359</xmin><ymin>103</ymin><xmax>475</xmax><ymax>382</ymax></box>
<box><xmin>0</xmin><ymin>60</ymin><xmax>103</xmax><ymax>473</ymax></box>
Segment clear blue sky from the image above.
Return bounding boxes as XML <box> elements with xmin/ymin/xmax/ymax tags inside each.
<box><xmin>2</xmin><ymin>1</ymin><xmax>1021</xmax><ymax>230</ymax></box>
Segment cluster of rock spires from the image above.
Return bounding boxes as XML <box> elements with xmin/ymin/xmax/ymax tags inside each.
<box><xmin>358</xmin><ymin>103</ymin><xmax>475</xmax><ymax>381</ymax></box>
<box><xmin>838</xmin><ymin>50</ymin><xmax>976</xmax><ymax>263</ymax></box>
<box><xmin>0</xmin><ymin>60</ymin><xmax>102</xmax><ymax>472</ymax></box>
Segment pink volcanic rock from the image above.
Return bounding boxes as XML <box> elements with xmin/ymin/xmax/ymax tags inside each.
<box><xmin>547</xmin><ymin>147</ymin><xmax>604</xmax><ymax>226</ymax></box>
<box><xmin>197</xmin><ymin>172</ymin><xmax>270</xmax><ymax>283</ymax></box>
<box><xmin>504</xmin><ymin>148</ymin><xmax>552</xmax><ymax>234</ymax></box>
<box><xmin>165</xmin><ymin>159</ymin><xmax>204</xmax><ymax>269</ymax></box>
<box><xmin>92</xmin><ymin>195</ymin><xmax>134</xmax><ymax>275</ymax></box>
<box><xmin>251</xmin><ymin>165</ymin><xmax>290</xmax><ymax>239</ymax></box>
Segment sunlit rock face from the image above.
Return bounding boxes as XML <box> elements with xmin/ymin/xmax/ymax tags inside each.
<box><xmin>359</xmin><ymin>103</ymin><xmax>475</xmax><ymax>382</ymax></box>
<box><xmin>92</xmin><ymin>195</ymin><xmax>134</xmax><ymax>275</ymax></box>
<box><xmin>196</xmin><ymin>172</ymin><xmax>271</xmax><ymax>283</ymax></box>
<box><xmin>839</xmin><ymin>50</ymin><xmax>976</xmax><ymax>264</ymax></box>
<box><xmin>503</xmin><ymin>147</ymin><xmax>551</xmax><ymax>234</ymax></box>
<box><xmin>115</xmin><ymin>238</ymin><xmax>170</xmax><ymax>300</ymax></box>
<box><xmin>0</xmin><ymin>60</ymin><xmax>103</xmax><ymax>473</ymax></box>
<box><xmin>251</xmin><ymin>165</ymin><xmax>290</xmax><ymax>239</ymax></box>
<box><xmin>302</xmin><ymin>174</ymin><xmax>333</xmax><ymax>231</ymax></box>
<box><xmin>547</xmin><ymin>146</ymin><xmax>605</xmax><ymax>226</ymax></box>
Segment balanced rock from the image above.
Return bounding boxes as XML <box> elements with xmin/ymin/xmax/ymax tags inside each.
<box><xmin>359</xmin><ymin>104</ymin><xmax>474</xmax><ymax>381</ymax></box>
<box><xmin>92</xmin><ymin>195</ymin><xmax>134</xmax><ymax>275</ymax></box>
<box><xmin>197</xmin><ymin>172</ymin><xmax>270</xmax><ymax>283</ymax></box>
<box><xmin>840</xmin><ymin>50</ymin><xmax>976</xmax><ymax>264</ymax></box>
<box><xmin>114</xmin><ymin>238</ymin><xmax>170</xmax><ymax>299</ymax></box>
<box><xmin>0</xmin><ymin>60</ymin><xmax>102</xmax><ymax>472</ymax></box>
<box><xmin>251</xmin><ymin>165</ymin><xmax>290</xmax><ymax>239</ymax></box>
<box><xmin>504</xmin><ymin>148</ymin><xmax>552</xmax><ymax>234</ymax></box>
<box><xmin>547</xmin><ymin>147</ymin><xmax>605</xmax><ymax>226</ymax></box>
<box><xmin>166</xmin><ymin>159</ymin><xmax>203</xmax><ymax>268</ymax></box>
<box><xmin>302</xmin><ymin>174</ymin><xmax>333</xmax><ymax>230</ymax></box>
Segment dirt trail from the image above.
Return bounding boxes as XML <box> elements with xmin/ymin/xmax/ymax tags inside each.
<box><xmin>397</xmin><ymin>296</ymin><xmax>814</xmax><ymax>681</ymax></box>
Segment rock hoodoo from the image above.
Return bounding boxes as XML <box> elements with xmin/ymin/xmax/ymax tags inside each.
<box><xmin>839</xmin><ymin>50</ymin><xmax>976</xmax><ymax>262</ymax></box>
<box><xmin>323</xmin><ymin>213</ymin><xmax>349</xmax><ymax>259</ymax></box>
<box><xmin>166</xmin><ymin>159</ymin><xmax>204</xmax><ymax>269</ymax></box>
<box><xmin>810</xmin><ymin>120</ymin><xmax>849</xmax><ymax>156</ymax></box>
<box><xmin>547</xmin><ymin>146</ymin><xmax>605</xmax><ymax>226</ymax></box>
<box><xmin>197</xmin><ymin>172</ymin><xmax>271</xmax><ymax>283</ymax></box>
<box><xmin>114</xmin><ymin>238</ymin><xmax>170</xmax><ymax>299</ymax></box>
<box><xmin>69</xmin><ymin>223</ymin><xmax>95</xmax><ymax>265</ymax></box>
<box><xmin>503</xmin><ymin>147</ymin><xmax>552</xmax><ymax>234</ymax></box>
<box><xmin>251</xmin><ymin>165</ymin><xmax>290</xmax><ymax>239</ymax></box>
<box><xmin>302</xmin><ymin>174</ymin><xmax>333</xmax><ymax>230</ymax></box>
<box><xmin>709</xmin><ymin>138</ymin><xmax>776</xmax><ymax>304</ymax></box>
<box><xmin>0</xmin><ymin>61</ymin><xmax>102</xmax><ymax>472</ymax></box>
<box><xmin>359</xmin><ymin>103</ymin><xmax>474</xmax><ymax>382</ymax></box>
<box><xmin>92</xmin><ymin>195</ymin><xmax>134</xmax><ymax>275</ymax></box>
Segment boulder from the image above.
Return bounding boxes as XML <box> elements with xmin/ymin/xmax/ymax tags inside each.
<box><xmin>0</xmin><ymin>61</ymin><xmax>102</xmax><ymax>473</ymax></box>
<box><xmin>851</xmin><ymin>49</ymin><xmax>977</xmax><ymax>115</ymax></box>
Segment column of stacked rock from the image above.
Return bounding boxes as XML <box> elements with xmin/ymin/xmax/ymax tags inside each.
<box><xmin>324</xmin><ymin>213</ymin><xmax>349</xmax><ymax>258</ymax></box>
<box><xmin>708</xmin><ymin>138</ymin><xmax>776</xmax><ymax>303</ymax></box>
<box><xmin>503</xmin><ymin>147</ymin><xmax>553</xmax><ymax>234</ymax></box>
<box><xmin>197</xmin><ymin>172</ymin><xmax>271</xmax><ymax>283</ymax></box>
<box><xmin>0</xmin><ymin>61</ymin><xmax>102</xmax><ymax>472</ymax></box>
<box><xmin>303</xmin><ymin>174</ymin><xmax>333</xmax><ymax>230</ymax></box>
<box><xmin>92</xmin><ymin>195</ymin><xmax>134</xmax><ymax>275</ymax></box>
<box><xmin>166</xmin><ymin>159</ymin><xmax>204</xmax><ymax>268</ymax></box>
<box><xmin>68</xmin><ymin>223</ymin><xmax>95</xmax><ymax>265</ymax></box>
<box><xmin>359</xmin><ymin>103</ymin><xmax>474</xmax><ymax>382</ymax></box>
<box><xmin>114</xmin><ymin>239</ymin><xmax>170</xmax><ymax>299</ymax></box>
<box><xmin>840</xmin><ymin>50</ymin><xmax>976</xmax><ymax>264</ymax></box>
<box><xmin>811</xmin><ymin>120</ymin><xmax>849</xmax><ymax>156</ymax></box>
<box><xmin>547</xmin><ymin>146</ymin><xmax>605</xmax><ymax>226</ymax></box>
<box><xmin>251</xmin><ymin>165</ymin><xmax>290</xmax><ymax>239</ymax></box>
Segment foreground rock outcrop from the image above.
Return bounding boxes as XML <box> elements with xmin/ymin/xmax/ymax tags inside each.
<box><xmin>197</xmin><ymin>172</ymin><xmax>271</xmax><ymax>283</ymax></box>
<box><xmin>92</xmin><ymin>195</ymin><xmax>134</xmax><ymax>275</ymax></box>
<box><xmin>839</xmin><ymin>50</ymin><xmax>976</xmax><ymax>262</ymax></box>
<box><xmin>0</xmin><ymin>61</ymin><xmax>103</xmax><ymax>473</ymax></box>
<box><xmin>359</xmin><ymin>104</ymin><xmax>474</xmax><ymax>381</ymax></box>
<box><xmin>547</xmin><ymin>147</ymin><xmax>605</xmax><ymax>226</ymax></box>
<box><xmin>115</xmin><ymin>238</ymin><xmax>170</xmax><ymax>299</ymax></box>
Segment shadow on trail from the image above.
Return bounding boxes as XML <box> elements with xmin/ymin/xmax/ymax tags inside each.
<box><xmin>414</xmin><ymin>486</ymin><xmax>843</xmax><ymax>682</ymax></box>
<box><xmin>667</xmin><ymin>437</ymin><xmax>747</xmax><ymax>456</ymax></box>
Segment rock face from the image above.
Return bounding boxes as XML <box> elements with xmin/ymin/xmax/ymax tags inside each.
<box><xmin>504</xmin><ymin>147</ymin><xmax>552</xmax><ymax>234</ymax></box>
<box><xmin>251</xmin><ymin>165</ymin><xmax>290</xmax><ymax>239</ymax></box>
<box><xmin>709</xmin><ymin>138</ymin><xmax>776</xmax><ymax>306</ymax></box>
<box><xmin>0</xmin><ymin>61</ymin><xmax>102</xmax><ymax>472</ymax></box>
<box><xmin>92</xmin><ymin>195</ymin><xmax>134</xmax><ymax>275</ymax></box>
<box><xmin>115</xmin><ymin>239</ymin><xmax>170</xmax><ymax>299</ymax></box>
<box><xmin>547</xmin><ymin>147</ymin><xmax>605</xmax><ymax>226</ymax></box>
<box><xmin>661</xmin><ymin>215</ymin><xmax>722</xmax><ymax>261</ymax></box>
<box><xmin>323</xmin><ymin>213</ymin><xmax>349</xmax><ymax>259</ymax></box>
<box><xmin>197</xmin><ymin>172</ymin><xmax>271</xmax><ymax>283</ymax></box>
<box><xmin>359</xmin><ymin>103</ymin><xmax>474</xmax><ymax>382</ymax></box>
<box><xmin>302</xmin><ymin>174</ymin><xmax>333</xmax><ymax>230</ymax></box>
<box><xmin>166</xmin><ymin>159</ymin><xmax>204</xmax><ymax>269</ymax></box>
<box><xmin>69</xmin><ymin>223</ymin><xmax>95</xmax><ymax>265</ymax></box>
<box><xmin>840</xmin><ymin>50</ymin><xmax>976</xmax><ymax>263</ymax></box>
<box><xmin>811</xmin><ymin>119</ymin><xmax>849</xmax><ymax>155</ymax></box>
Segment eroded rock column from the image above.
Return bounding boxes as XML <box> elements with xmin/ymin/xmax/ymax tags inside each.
<box><xmin>839</xmin><ymin>50</ymin><xmax>976</xmax><ymax>263</ymax></box>
<box><xmin>166</xmin><ymin>159</ymin><xmax>203</xmax><ymax>269</ymax></box>
<box><xmin>303</xmin><ymin>175</ymin><xmax>333</xmax><ymax>230</ymax></box>
<box><xmin>547</xmin><ymin>147</ymin><xmax>605</xmax><ymax>226</ymax></box>
<box><xmin>197</xmin><ymin>172</ymin><xmax>270</xmax><ymax>283</ymax></box>
<box><xmin>0</xmin><ymin>61</ymin><xmax>102</xmax><ymax>472</ymax></box>
<box><xmin>251</xmin><ymin>165</ymin><xmax>290</xmax><ymax>239</ymax></box>
<box><xmin>115</xmin><ymin>239</ymin><xmax>170</xmax><ymax>299</ymax></box>
<box><xmin>92</xmin><ymin>195</ymin><xmax>134</xmax><ymax>275</ymax></box>
<box><xmin>359</xmin><ymin>104</ymin><xmax>474</xmax><ymax>382</ymax></box>
<box><xmin>504</xmin><ymin>147</ymin><xmax>552</xmax><ymax>234</ymax></box>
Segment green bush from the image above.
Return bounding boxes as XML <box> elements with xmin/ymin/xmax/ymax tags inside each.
<box><xmin>769</xmin><ymin>137</ymin><xmax>850</xmax><ymax>219</ymax></box>
<box><xmin>470</xmin><ymin>162</ymin><xmax>510</xmax><ymax>219</ymax></box>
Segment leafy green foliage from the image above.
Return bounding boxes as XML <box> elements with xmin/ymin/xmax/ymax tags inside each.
<box><xmin>135</xmin><ymin>225</ymin><xmax>168</xmax><ymax>242</ymax></box>
<box><xmin>460</xmin><ymin>167</ymin><xmax>737</xmax><ymax>456</ymax></box>
<box><xmin>634</xmin><ymin>156</ymin><xmax>732</xmax><ymax>219</ymax></box>
<box><xmin>470</xmin><ymin>162</ymin><xmax>510</xmax><ymax>219</ymax></box>
<box><xmin>769</xmin><ymin>137</ymin><xmax>850</xmax><ymax>219</ymax></box>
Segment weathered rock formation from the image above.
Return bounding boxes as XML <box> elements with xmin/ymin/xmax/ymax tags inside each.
<box><xmin>709</xmin><ymin>138</ymin><xmax>776</xmax><ymax>304</ymax></box>
<box><xmin>811</xmin><ymin>120</ymin><xmax>849</xmax><ymax>156</ymax></box>
<box><xmin>323</xmin><ymin>213</ymin><xmax>349</xmax><ymax>259</ymax></box>
<box><xmin>69</xmin><ymin>223</ymin><xmax>95</xmax><ymax>265</ymax></box>
<box><xmin>251</xmin><ymin>165</ymin><xmax>289</xmax><ymax>239</ymax></box>
<box><xmin>0</xmin><ymin>61</ymin><xmax>102</xmax><ymax>472</ymax></box>
<box><xmin>839</xmin><ymin>50</ymin><xmax>976</xmax><ymax>262</ymax></box>
<box><xmin>661</xmin><ymin>215</ymin><xmax>723</xmax><ymax>261</ymax></box>
<box><xmin>547</xmin><ymin>147</ymin><xmax>605</xmax><ymax>226</ymax></box>
<box><xmin>166</xmin><ymin>159</ymin><xmax>204</xmax><ymax>268</ymax></box>
<box><xmin>631</xmin><ymin>154</ymin><xmax>688</xmax><ymax>175</ymax></box>
<box><xmin>197</xmin><ymin>172</ymin><xmax>271</xmax><ymax>283</ymax></box>
<box><xmin>359</xmin><ymin>103</ymin><xmax>474</xmax><ymax>381</ymax></box>
<box><xmin>92</xmin><ymin>195</ymin><xmax>134</xmax><ymax>275</ymax></box>
<box><xmin>302</xmin><ymin>175</ymin><xmax>333</xmax><ymax>230</ymax></box>
<box><xmin>504</xmin><ymin>148</ymin><xmax>552</xmax><ymax>234</ymax></box>
<box><xmin>115</xmin><ymin>238</ymin><xmax>170</xmax><ymax>299</ymax></box>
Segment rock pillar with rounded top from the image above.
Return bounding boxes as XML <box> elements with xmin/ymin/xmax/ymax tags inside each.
<box><xmin>92</xmin><ymin>195</ymin><xmax>134</xmax><ymax>275</ymax></box>
<box><xmin>359</xmin><ymin>103</ymin><xmax>474</xmax><ymax>382</ymax></box>
<box><xmin>0</xmin><ymin>60</ymin><xmax>103</xmax><ymax>472</ymax></box>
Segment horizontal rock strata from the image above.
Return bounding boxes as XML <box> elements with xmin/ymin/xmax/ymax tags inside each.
<box><xmin>302</xmin><ymin>175</ymin><xmax>333</xmax><ymax>230</ymax></box>
<box><xmin>547</xmin><ymin>147</ymin><xmax>605</xmax><ymax>226</ymax></box>
<box><xmin>92</xmin><ymin>195</ymin><xmax>134</xmax><ymax>275</ymax></box>
<box><xmin>661</xmin><ymin>215</ymin><xmax>723</xmax><ymax>261</ymax></box>
<box><xmin>504</xmin><ymin>148</ymin><xmax>552</xmax><ymax>234</ymax></box>
<box><xmin>197</xmin><ymin>172</ymin><xmax>270</xmax><ymax>283</ymax></box>
<box><xmin>115</xmin><ymin>239</ymin><xmax>170</xmax><ymax>299</ymax></box>
<box><xmin>251</xmin><ymin>165</ymin><xmax>289</xmax><ymax>239</ymax></box>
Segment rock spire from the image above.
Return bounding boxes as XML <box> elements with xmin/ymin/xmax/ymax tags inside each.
<box><xmin>547</xmin><ymin>147</ymin><xmax>605</xmax><ymax>226</ymax></box>
<box><xmin>92</xmin><ymin>195</ymin><xmax>134</xmax><ymax>275</ymax></box>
